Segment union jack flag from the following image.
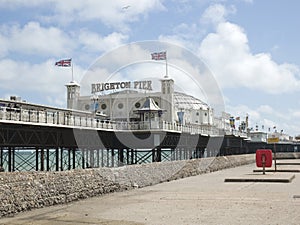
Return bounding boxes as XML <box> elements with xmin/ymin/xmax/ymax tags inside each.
<box><xmin>55</xmin><ymin>58</ymin><xmax>72</xmax><ymax>67</ymax></box>
<box><xmin>151</xmin><ymin>51</ymin><xmax>166</xmax><ymax>60</ymax></box>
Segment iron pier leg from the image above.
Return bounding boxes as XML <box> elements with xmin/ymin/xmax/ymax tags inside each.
<box><xmin>41</xmin><ymin>149</ymin><xmax>44</xmax><ymax>171</ymax></box>
<box><xmin>46</xmin><ymin>149</ymin><xmax>50</xmax><ymax>171</ymax></box>
<box><xmin>126</xmin><ymin>149</ymin><xmax>129</xmax><ymax>165</ymax></box>
<box><xmin>82</xmin><ymin>149</ymin><xmax>85</xmax><ymax>169</ymax></box>
<box><xmin>170</xmin><ymin>148</ymin><xmax>174</xmax><ymax>161</ymax></box>
<box><xmin>131</xmin><ymin>149</ymin><xmax>135</xmax><ymax>164</ymax></box>
<box><xmin>55</xmin><ymin>148</ymin><xmax>59</xmax><ymax>171</ymax></box>
<box><xmin>106</xmin><ymin>149</ymin><xmax>110</xmax><ymax>167</ymax></box>
<box><xmin>85</xmin><ymin>149</ymin><xmax>89</xmax><ymax>168</ymax></box>
<box><xmin>111</xmin><ymin>149</ymin><xmax>115</xmax><ymax>167</ymax></box>
<box><xmin>72</xmin><ymin>148</ymin><xmax>76</xmax><ymax>169</ymax></box>
<box><xmin>134</xmin><ymin>149</ymin><xmax>138</xmax><ymax>164</ymax></box>
<box><xmin>60</xmin><ymin>148</ymin><xmax>64</xmax><ymax>171</ymax></box>
<box><xmin>96</xmin><ymin>149</ymin><xmax>100</xmax><ymax>168</ymax></box>
<box><xmin>0</xmin><ymin>148</ymin><xmax>3</xmax><ymax>169</ymax></box>
<box><xmin>68</xmin><ymin>148</ymin><xmax>71</xmax><ymax>170</ymax></box>
<box><xmin>152</xmin><ymin>148</ymin><xmax>157</xmax><ymax>162</ymax></box>
<box><xmin>157</xmin><ymin>147</ymin><xmax>162</xmax><ymax>162</ymax></box>
<box><xmin>101</xmin><ymin>149</ymin><xmax>104</xmax><ymax>167</ymax></box>
<box><xmin>12</xmin><ymin>148</ymin><xmax>15</xmax><ymax>171</ymax></box>
<box><xmin>118</xmin><ymin>149</ymin><xmax>124</xmax><ymax>166</ymax></box>
<box><xmin>7</xmin><ymin>147</ymin><xmax>11</xmax><ymax>172</ymax></box>
<box><xmin>35</xmin><ymin>148</ymin><xmax>39</xmax><ymax>171</ymax></box>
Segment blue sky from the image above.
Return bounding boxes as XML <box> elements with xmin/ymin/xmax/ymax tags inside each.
<box><xmin>1</xmin><ymin>0</ymin><xmax>300</xmax><ymax>136</ymax></box>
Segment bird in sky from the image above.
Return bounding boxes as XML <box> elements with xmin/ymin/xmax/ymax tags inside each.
<box><xmin>122</xmin><ymin>5</ymin><xmax>130</xmax><ymax>10</ymax></box>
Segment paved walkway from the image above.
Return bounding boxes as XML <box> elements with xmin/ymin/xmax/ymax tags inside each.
<box><xmin>1</xmin><ymin>161</ymin><xmax>300</xmax><ymax>225</ymax></box>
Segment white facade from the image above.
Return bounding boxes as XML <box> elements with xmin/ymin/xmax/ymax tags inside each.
<box><xmin>248</xmin><ymin>131</ymin><xmax>268</xmax><ymax>142</ymax></box>
<box><xmin>66</xmin><ymin>77</ymin><xmax>231</xmax><ymax>132</ymax></box>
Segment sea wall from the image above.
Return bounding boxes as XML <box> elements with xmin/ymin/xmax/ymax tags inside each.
<box><xmin>0</xmin><ymin>154</ymin><xmax>255</xmax><ymax>218</ymax></box>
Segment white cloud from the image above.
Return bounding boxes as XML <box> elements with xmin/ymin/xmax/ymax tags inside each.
<box><xmin>158</xmin><ymin>23</ymin><xmax>206</xmax><ymax>50</ymax></box>
<box><xmin>160</xmin><ymin>4</ymin><xmax>300</xmax><ymax>96</ymax></box>
<box><xmin>257</xmin><ymin>105</ymin><xmax>273</xmax><ymax>114</ymax></box>
<box><xmin>0</xmin><ymin>22</ymin><xmax>74</xmax><ymax>57</ymax></box>
<box><xmin>292</xmin><ymin>111</ymin><xmax>300</xmax><ymax>118</ymax></box>
<box><xmin>0</xmin><ymin>0</ymin><xmax>42</xmax><ymax>9</ymax></box>
<box><xmin>201</xmin><ymin>4</ymin><xmax>236</xmax><ymax>25</ymax></box>
<box><xmin>78</xmin><ymin>31</ymin><xmax>128</xmax><ymax>53</ymax></box>
<box><xmin>241</xmin><ymin>0</ymin><xmax>253</xmax><ymax>3</ymax></box>
<box><xmin>199</xmin><ymin>21</ymin><xmax>300</xmax><ymax>94</ymax></box>
<box><xmin>0</xmin><ymin>0</ymin><xmax>165</xmax><ymax>31</ymax></box>
<box><xmin>0</xmin><ymin>59</ymin><xmax>85</xmax><ymax>107</ymax></box>
<box><xmin>0</xmin><ymin>21</ymin><xmax>130</xmax><ymax>62</ymax></box>
<box><xmin>54</xmin><ymin>0</ymin><xmax>165</xmax><ymax>31</ymax></box>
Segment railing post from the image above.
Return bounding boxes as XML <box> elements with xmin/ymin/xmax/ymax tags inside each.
<box><xmin>9</xmin><ymin>108</ymin><xmax>12</xmax><ymax>120</ymax></box>
<box><xmin>19</xmin><ymin>108</ymin><xmax>22</xmax><ymax>121</ymax></box>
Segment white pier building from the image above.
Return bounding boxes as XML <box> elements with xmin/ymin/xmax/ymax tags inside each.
<box><xmin>66</xmin><ymin>76</ymin><xmax>243</xmax><ymax>136</ymax></box>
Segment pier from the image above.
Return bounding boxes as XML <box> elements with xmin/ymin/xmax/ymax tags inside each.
<box><xmin>0</xmin><ymin>99</ymin><xmax>297</xmax><ymax>172</ymax></box>
<box><xmin>0</xmin><ymin>99</ymin><xmax>249</xmax><ymax>172</ymax></box>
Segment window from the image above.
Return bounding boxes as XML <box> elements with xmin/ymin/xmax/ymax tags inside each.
<box><xmin>85</xmin><ymin>104</ymin><xmax>90</xmax><ymax>110</ymax></box>
<box><xmin>118</xmin><ymin>103</ymin><xmax>124</xmax><ymax>109</ymax></box>
<box><xmin>101</xmin><ymin>104</ymin><xmax>107</xmax><ymax>110</ymax></box>
<box><xmin>135</xmin><ymin>102</ymin><xmax>141</xmax><ymax>108</ymax></box>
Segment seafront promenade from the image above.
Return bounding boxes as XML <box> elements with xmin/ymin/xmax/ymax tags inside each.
<box><xmin>1</xmin><ymin>158</ymin><xmax>299</xmax><ymax>225</ymax></box>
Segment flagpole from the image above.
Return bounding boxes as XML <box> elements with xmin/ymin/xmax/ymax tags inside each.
<box><xmin>71</xmin><ymin>58</ymin><xmax>74</xmax><ymax>82</ymax></box>
<box><xmin>165</xmin><ymin>51</ymin><xmax>168</xmax><ymax>78</ymax></box>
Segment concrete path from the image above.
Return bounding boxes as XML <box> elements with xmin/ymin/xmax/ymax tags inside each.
<box><xmin>1</xmin><ymin>162</ymin><xmax>300</xmax><ymax>225</ymax></box>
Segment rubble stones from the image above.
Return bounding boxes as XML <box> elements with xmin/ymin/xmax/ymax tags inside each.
<box><xmin>0</xmin><ymin>154</ymin><xmax>255</xmax><ymax>218</ymax></box>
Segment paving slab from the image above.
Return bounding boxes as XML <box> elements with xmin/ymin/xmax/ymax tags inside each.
<box><xmin>225</xmin><ymin>173</ymin><xmax>295</xmax><ymax>183</ymax></box>
<box><xmin>276</xmin><ymin>162</ymin><xmax>300</xmax><ymax>165</ymax></box>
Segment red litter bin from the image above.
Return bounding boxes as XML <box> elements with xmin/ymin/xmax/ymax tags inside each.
<box><xmin>256</xmin><ymin>149</ymin><xmax>272</xmax><ymax>174</ymax></box>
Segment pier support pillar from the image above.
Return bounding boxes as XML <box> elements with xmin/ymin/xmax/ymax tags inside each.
<box><xmin>72</xmin><ymin>148</ymin><xmax>76</xmax><ymax>169</ymax></box>
<box><xmin>41</xmin><ymin>149</ymin><xmax>44</xmax><ymax>171</ymax></box>
<box><xmin>101</xmin><ymin>149</ymin><xmax>104</xmax><ymax>167</ymax></box>
<box><xmin>111</xmin><ymin>149</ymin><xmax>115</xmax><ymax>167</ymax></box>
<box><xmin>82</xmin><ymin>149</ymin><xmax>86</xmax><ymax>169</ymax></box>
<box><xmin>118</xmin><ymin>149</ymin><xmax>124</xmax><ymax>166</ymax></box>
<box><xmin>46</xmin><ymin>149</ymin><xmax>50</xmax><ymax>171</ymax></box>
<box><xmin>35</xmin><ymin>148</ymin><xmax>39</xmax><ymax>171</ymax></box>
<box><xmin>96</xmin><ymin>149</ymin><xmax>100</xmax><ymax>168</ymax></box>
<box><xmin>55</xmin><ymin>148</ymin><xmax>59</xmax><ymax>171</ymax></box>
<box><xmin>0</xmin><ymin>148</ymin><xmax>3</xmax><ymax>170</ymax></box>
<box><xmin>106</xmin><ymin>149</ymin><xmax>109</xmax><ymax>166</ymax></box>
<box><xmin>60</xmin><ymin>148</ymin><xmax>64</xmax><ymax>171</ymax></box>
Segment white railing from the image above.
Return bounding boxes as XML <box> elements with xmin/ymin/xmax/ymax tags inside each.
<box><xmin>0</xmin><ymin>106</ymin><xmax>247</xmax><ymax>136</ymax></box>
<box><xmin>0</xmin><ymin>106</ymin><xmax>117</xmax><ymax>130</ymax></box>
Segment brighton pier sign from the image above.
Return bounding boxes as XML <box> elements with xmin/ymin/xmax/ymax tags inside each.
<box><xmin>91</xmin><ymin>80</ymin><xmax>153</xmax><ymax>94</ymax></box>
